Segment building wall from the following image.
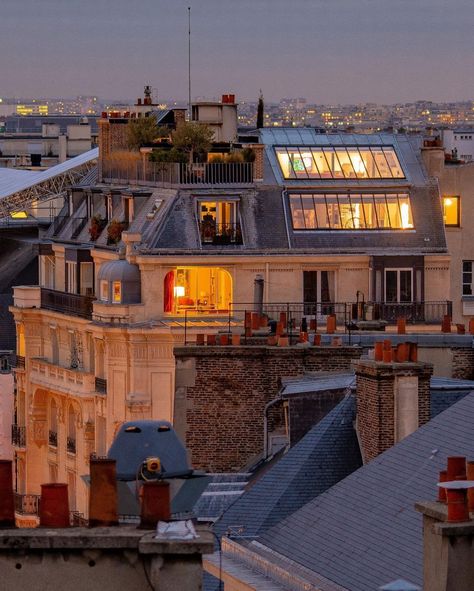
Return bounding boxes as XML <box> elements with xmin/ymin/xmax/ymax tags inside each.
<box><xmin>0</xmin><ymin>372</ymin><xmax>14</xmax><ymax>460</ymax></box>
<box><xmin>11</xmin><ymin>305</ymin><xmax>175</xmax><ymax>516</ymax></box>
<box><xmin>174</xmin><ymin>346</ymin><xmax>362</xmax><ymax>472</ymax></box>
<box><xmin>423</xmin><ymin>148</ymin><xmax>474</xmax><ymax>323</ymax></box>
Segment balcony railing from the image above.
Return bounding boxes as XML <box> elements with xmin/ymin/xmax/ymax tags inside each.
<box><xmin>49</xmin><ymin>430</ymin><xmax>58</xmax><ymax>447</ymax></box>
<box><xmin>67</xmin><ymin>437</ymin><xmax>76</xmax><ymax>454</ymax></box>
<box><xmin>11</xmin><ymin>425</ymin><xmax>26</xmax><ymax>447</ymax></box>
<box><xmin>95</xmin><ymin>377</ymin><xmax>107</xmax><ymax>394</ymax></box>
<box><xmin>15</xmin><ymin>355</ymin><xmax>25</xmax><ymax>369</ymax></box>
<box><xmin>102</xmin><ymin>161</ymin><xmax>254</xmax><ymax>187</ymax></box>
<box><xmin>14</xmin><ymin>493</ymin><xmax>40</xmax><ymax>515</ymax></box>
<box><xmin>199</xmin><ymin>222</ymin><xmax>243</xmax><ymax>245</ymax></box>
<box><xmin>41</xmin><ymin>288</ymin><xmax>94</xmax><ymax>320</ymax></box>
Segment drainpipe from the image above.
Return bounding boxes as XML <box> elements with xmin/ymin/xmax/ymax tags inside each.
<box><xmin>254</xmin><ymin>274</ymin><xmax>264</xmax><ymax>315</ymax></box>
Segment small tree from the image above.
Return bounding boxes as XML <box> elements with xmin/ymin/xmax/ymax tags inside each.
<box><xmin>171</xmin><ymin>122</ymin><xmax>214</xmax><ymax>164</ymax></box>
<box><xmin>127</xmin><ymin>117</ymin><xmax>169</xmax><ymax>151</ymax></box>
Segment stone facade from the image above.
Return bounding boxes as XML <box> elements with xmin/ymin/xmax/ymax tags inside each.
<box><xmin>354</xmin><ymin>359</ymin><xmax>433</xmax><ymax>462</ymax></box>
<box><xmin>174</xmin><ymin>345</ymin><xmax>362</xmax><ymax>472</ymax></box>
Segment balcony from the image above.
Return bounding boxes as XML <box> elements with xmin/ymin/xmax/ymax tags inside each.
<box><xmin>15</xmin><ymin>355</ymin><xmax>25</xmax><ymax>369</ymax></box>
<box><xmin>41</xmin><ymin>288</ymin><xmax>94</xmax><ymax>320</ymax></box>
<box><xmin>30</xmin><ymin>357</ymin><xmax>95</xmax><ymax>398</ymax></box>
<box><xmin>95</xmin><ymin>377</ymin><xmax>107</xmax><ymax>394</ymax></box>
<box><xmin>14</xmin><ymin>493</ymin><xmax>40</xmax><ymax>516</ymax></box>
<box><xmin>102</xmin><ymin>161</ymin><xmax>255</xmax><ymax>187</ymax></box>
<box><xmin>67</xmin><ymin>437</ymin><xmax>76</xmax><ymax>454</ymax></box>
<box><xmin>11</xmin><ymin>425</ymin><xmax>26</xmax><ymax>448</ymax></box>
<box><xmin>48</xmin><ymin>430</ymin><xmax>58</xmax><ymax>447</ymax></box>
<box><xmin>199</xmin><ymin>222</ymin><xmax>243</xmax><ymax>245</ymax></box>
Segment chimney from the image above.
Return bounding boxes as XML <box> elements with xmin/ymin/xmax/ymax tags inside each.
<box><xmin>354</xmin><ymin>355</ymin><xmax>433</xmax><ymax>462</ymax></box>
<box><xmin>415</xmin><ymin>460</ymin><xmax>474</xmax><ymax>591</ymax></box>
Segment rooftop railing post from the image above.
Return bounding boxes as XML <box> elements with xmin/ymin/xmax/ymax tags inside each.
<box><xmin>184</xmin><ymin>309</ymin><xmax>187</xmax><ymax>346</ymax></box>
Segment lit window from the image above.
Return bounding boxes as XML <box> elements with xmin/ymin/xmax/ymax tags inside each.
<box><xmin>443</xmin><ymin>196</ymin><xmax>460</xmax><ymax>227</ymax></box>
<box><xmin>463</xmin><ymin>261</ymin><xmax>473</xmax><ymax>296</ymax></box>
<box><xmin>100</xmin><ymin>280</ymin><xmax>108</xmax><ymax>301</ymax></box>
<box><xmin>198</xmin><ymin>200</ymin><xmax>241</xmax><ymax>244</ymax></box>
<box><xmin>164</xmin><ymin>267</ymin><xmax>232</xmax><ymax>314</ymax></box>
<box><xmin>288</xmin><ymin>193</ymin><xmax>414</xmax><ymax>230</ymax></box>
<box><xmin>276</xmin><ymin>146</ymin><xmax>405</xmax><ymax>180</ymax></box>
<box><xmin>112</xmin><ymin>281</ymin><xmax>121</xmax><ymax>303</ymax></box>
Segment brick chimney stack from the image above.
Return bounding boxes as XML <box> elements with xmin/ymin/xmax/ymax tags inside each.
<box><xmin>354</xmin><ymin>357</ymin><xmax>433</xmax><ymax>463</ymax></box>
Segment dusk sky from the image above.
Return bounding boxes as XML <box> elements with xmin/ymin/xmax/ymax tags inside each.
<box><xmin>2</xmin><ymin>0</ymin><xmax>473</xmax><ymax>103</ymax></box>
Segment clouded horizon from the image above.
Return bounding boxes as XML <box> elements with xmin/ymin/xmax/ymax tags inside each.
<box><xmin>2</xmin><ymin>0</ymin><xmax>473</xmax><ymax>103</ymax></box>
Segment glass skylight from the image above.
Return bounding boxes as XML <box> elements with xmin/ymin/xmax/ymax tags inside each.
<box><xmin>276</xmin><ymin>146</ymin><xmax>405</xmax><ymax>179</ymax></box>
<box><xmin>289</xmin><ymin>193</ymin><xmax>413</xmax><ymax>230</ymax></box>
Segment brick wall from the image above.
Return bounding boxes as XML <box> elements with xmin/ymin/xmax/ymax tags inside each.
<box><xmin>174</xmin><ymin>345</ymin><xmax>362</xmax><ymax>472</ymax></box>
<box><xmin>354</xmin><ymin>360</ymin><xmax>433</xmax><ymax>463</ymax></box>
<box><xmin>452</xmin><ymin>348</ymin><xmax>474</xmax><ymax>380</ymax></box>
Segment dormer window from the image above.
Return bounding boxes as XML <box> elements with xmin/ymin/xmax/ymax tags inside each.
<box><xmin>198</xmin><ymin>199</ymin><xmax>242</xmax><ymax>245</ymax></box>
<box><xmin>100</xmin><ymin>280</ymin><xmax>108</xmax><ymax>302</ymax></box>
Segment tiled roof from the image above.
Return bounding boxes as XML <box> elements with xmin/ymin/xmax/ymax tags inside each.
<box><xmin>256</xmin><ymin>391</ymin><xmax>474</xmax><ymax>591</ymax></box>
<box><xmin>214</xmin><ymin>395</ymin><xmax>361</xmax><ymax>540</ymax></box>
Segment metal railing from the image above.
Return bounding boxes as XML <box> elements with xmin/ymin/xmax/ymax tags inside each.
<box><xmin>199</xmin><ymin>221</ymin><xmax>243</xmax><ymax>245</ymax></box>
<box><xmin>181</xmin><ymin>300</ymin><xmax>453</xmax><ymax>344</ymax></box>
<box><xmin>102</xmin><ymin>161</ymin><xmax>254</xmax><ymax>187</ymax></box>
<box><xmin>48</xmin><ymin>430</ymin><xmax>58</xmax><ymax>447</ymax></box>
<box><xmin>41</xmin><ymin>288</ymin><xmax>94</xmax><ymax>320</ymax></box>
<box><xmin>15</xmin><ymin>355</ymin><xmax>25</xmax><ymax>369</ymax></box>
<box><xmin>14</xmin><ymin>493</ymin><xmax>40</xmax><ymax>515</ymax></box>
<box><xmin>95</xmin><ymin>377</ymin><xmax>107</xmax><ymax>394</ymax></box>
<box><xmin>12</xmin><ymin>425</ymin><xmax>26</xmax><ymax>447</ymax></box>
<box><xmin>70</xmin><ymin>511</ymin><xmax>88</xmax><ymax>526</ymax></box>
<box><xmin>67</xmin><ymin>437</ymin><xmax>76</xmax><ymax>454</ymax></box>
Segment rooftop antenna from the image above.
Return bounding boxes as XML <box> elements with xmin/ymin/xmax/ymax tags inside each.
<box><xmin>188</xmin><ymin>6</ymin><xmax>192</xmax><ymax>121</ymax></box>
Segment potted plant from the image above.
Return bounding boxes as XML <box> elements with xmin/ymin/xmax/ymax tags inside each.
<box><xmin>89</xmin><ymin>214</ymin><xmax>106</xmax><ymax>241</ymax></box>
<box><xmin>107</xmin><ymin>219</ymin><xmax>127</xmax><ymax>245</ymax></box>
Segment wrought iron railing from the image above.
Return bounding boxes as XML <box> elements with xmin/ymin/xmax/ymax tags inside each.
<box><xmin>199</xmin><ymin>222</ymin><xmax>243</xmax><ymax>245</ymax></box>
<box><xmin>14</xmin><ymin>493</ymin><xmax>40</xmax><ymax>515</ymax></box>
<box><xmin>67</xmin><ymin>437</ymin><xmax>76</xmax><ymax>454</ymax></box>
<box><xmin>181</xmin><ymin>300</ymin><xmax>453</xmax><ymax>344</ymax></box>
<box><xmin>15</xmin><ymin>355</ymin><xmax>25</xmax><ymax>369</ymax></box>
<box><xmin>11</xmin><ymin>425</ymin><xmax>26</xmax><ymax>447</ymax></box>
<box><xmin>103</xmin><ymin>161</ymin><xmax>254</xmax><ymax>187</ymax></box>
<box><xmin>49</xmin><ymin>430</ymin><xmax>58</xmax><ymax>447</ymax></box>
<box><xmin>41</xmin><ymin>288</ymin><xmax>94</xmax><ymax>320</ymax></box>
<box><xmin>70</xmin><ymin>511</ymin><xmax>88</xmax><ymax>526</ymax></box>
<box><xmin>95</xmin><ymin>377</ymin><xmax>107</xmax><ymax>394</ymax></box>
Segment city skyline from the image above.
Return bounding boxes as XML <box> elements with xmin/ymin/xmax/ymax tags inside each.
<box><xmin>2</xmin><ymin>0</ymin><xmax>473</xmax><ymax>103</ymax></box>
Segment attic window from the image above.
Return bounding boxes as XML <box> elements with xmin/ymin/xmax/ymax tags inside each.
<box><xmin>125</xmin><ymin>426</ymin><xmax>142</xmax><ymax>433</ymax></box>
<box><xmin>112</xmin><ymin>281</ymin><xmax>122</xmax><ymax>303</ymax></box>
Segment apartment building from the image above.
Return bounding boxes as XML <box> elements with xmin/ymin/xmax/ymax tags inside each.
<box><xmin>9</xmin><ymin>124</ymin><xmax>450</xmax><ymax>516</ymax></box>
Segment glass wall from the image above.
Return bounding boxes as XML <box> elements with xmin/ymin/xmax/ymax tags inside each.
<box><xmin>276</xmin><ymin>146</ymin><xmax>405</xmax><ymax>179</ymax></box>
<box><xmin>289</xmin><ymin>193</ymin><xmax>413</xmax><ymax>230</ymax></box>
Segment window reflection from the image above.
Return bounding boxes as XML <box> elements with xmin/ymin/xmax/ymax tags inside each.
<box><xmin>276</xmin><ymin>146</ymin><xmax>405</xmax><ymax>179</ymax></box>
<box><xmin>289</xmin><ymin>193</ymin><xmax>414</xmax><ymax>230</ymax></box>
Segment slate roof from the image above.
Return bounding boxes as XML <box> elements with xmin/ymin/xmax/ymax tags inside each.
<box><xmin>255</xmin><ymin>391</ymin><xmax>474</xmax><ymax>591</ymax></box>
<box><xmin>213</xmin><ymin>395</ymin><xmax>362</xmax><ymax>540</ymax></box>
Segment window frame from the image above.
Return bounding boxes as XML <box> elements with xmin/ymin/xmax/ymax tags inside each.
<box><xmin>462</xmin><ymin>261</ymin><xmax>473</xmax><ymax>296</ymax></box>
<box><xmin>287</xmin><ymin>192</ymin><xmax>414</xmax><ymax>231</ymax></box>
<box><xmin>443</xmin><ymin>195</ymin><xmax>460</xmax><ymax>227</ymax></box>
<box><xmin>275</xmin><ymin>145</ymin><xmax>406</xmax><ymax>180</ymax></box>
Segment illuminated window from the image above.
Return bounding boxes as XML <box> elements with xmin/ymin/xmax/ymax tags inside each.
<box><xmin>443</xmin><ymin>196</ymin><xmax>460</xmax><ymax>227</ymax></box>
<box><xmin>198</xmin><ymin>200</ymin><xmax>242</xmax><ymax>244</ymax></box>
<box><xmin>289</xmin><ymin>193</ymin><xmax>414</xmax><ymax>230</ymax></box>
<box><xmin>276</xmin><ymin>146</ymin><xmax>405</xmax><ymax>179</ymax></box>
<box><xmin>100</xmin><ymin>280</ymin><xmax>108</xmax><ymax>301</ymax></box>
<box><xmin>164</xmin><ymin>267</ymin><xmax>232</xmax><ymax>314</ymax></box>
<box><xmin>112</xmin><ymin>281</ymin><xmax>121</xmax><ymax>303</ymax></box>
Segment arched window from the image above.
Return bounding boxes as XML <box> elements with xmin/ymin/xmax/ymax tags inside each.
<box><xmin>164</xmin><ymin>267</ymin><xmax>232</xmax><ymax>314</ymax></box>
<box><xmin>49</xmin><ymin>399</ymin><xmax>58</xmax><ymax>447</ymax></box>
<box><xmin>67</xmin><ymin>406</ymin><xmax>76</xmax><ymax>454</ymax></box>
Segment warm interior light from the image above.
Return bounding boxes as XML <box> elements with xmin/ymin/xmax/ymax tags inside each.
<box><xmin>444</xmin><ymin>198</ymin><xmax>453</xmax><ymax>206</ymax></box>
<box><xmin>401</xmin><ymin>203</ymin><xmax>413</xmax><ymax>229</ymax></box>
<box><xmin>174</xmin><ymin>285</ymin><xmax>185</xmax><ymax>298</ymax></box>
<box><xmin>10</xmin><ymin>211</ymin><xmax>28</xmax><ymax>219</ymax></box>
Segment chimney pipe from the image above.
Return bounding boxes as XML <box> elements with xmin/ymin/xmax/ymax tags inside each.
<box><xmin>140</xmin><ymin>481</ymin><xmax>171</xmax><ymax>528</ymax></box>
<box><xmin>89</xmin><ymin>458</ymin><xmax>119</xmax><ymax>527</ymax></box>
<box><xmin>253</xmin><ymin>274</ymin><xmax>264</xmax><ymax>316</ymax></box>
<box><xmin>40</xmin><ymin>483</ymin><xmax>70</xmax><ymax>527</ymax></box>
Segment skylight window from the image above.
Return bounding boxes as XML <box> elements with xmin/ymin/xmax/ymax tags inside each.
<box><xmin>289</xmin><ymin>193</ymin><xmax>414</xmax><ymax>230</ymax></box>
<box><xmin>276</xmin><ymin>146</ymin><xmax>405</xmax><ymax>180</ymax></box>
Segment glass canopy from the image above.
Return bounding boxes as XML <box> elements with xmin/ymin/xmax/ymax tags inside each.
<box><xmin>276</xmin><ymin>146</ymin><xmax>405</xmax><ymax>180</ymax></box>
<box><xmin>289</xmin><ymin>193</ymin><xmax>414</xmax><ymax>230</ymax></box>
